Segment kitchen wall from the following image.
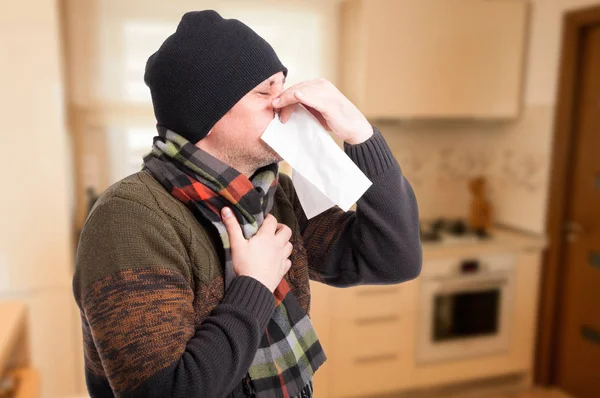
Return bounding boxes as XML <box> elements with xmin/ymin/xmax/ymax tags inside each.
<box><xmin>0</xmin><ymin>0</ymin><xmax>80</xmax><ymax>397</ymax></box>
<box><xmin>492</xmin><ymin>0</ymin><xmax>600</xmax><ymax>234</ymax></box>
<box><xmin>374</xmin><ymin>118</ymin><xmax>550</xmax><ymax>225</ymax></box>
<box><xmin>378</xmin><ymin>0</ymin><xmax>600</xmax><ymax>235</ymax></box>
<box><xmin>510</xmin><ymin>0</ymin><xmax>600</xmax><ymax>233</ymax></box>
<box><xmin>375</xmin><ymin>110</ymin><xmax>553</xmax><ymax>231</ymax></box>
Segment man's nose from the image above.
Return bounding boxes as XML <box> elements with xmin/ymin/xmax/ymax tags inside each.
<box><xmin>272</xmin><ymin>86</ymin><xmax>285</xmax><ymax>99</ymax></box>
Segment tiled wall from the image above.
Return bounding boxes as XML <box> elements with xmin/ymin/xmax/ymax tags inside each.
<box><xmin>376</xmin><ymin>105</ymin><xmax>553</xmax><ymax>232</ymax></box>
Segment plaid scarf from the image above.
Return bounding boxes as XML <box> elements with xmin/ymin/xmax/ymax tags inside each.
<box><xmin>143</xmin><ymin>128</ymin><xmax>326</xmax><ymax>398</ymax></box>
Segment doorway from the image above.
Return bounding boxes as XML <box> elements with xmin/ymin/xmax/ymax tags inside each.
<box><xmin>537</xmin><ymin>4</ymin><xmax>600</xmax><ymax>398</ymax></box>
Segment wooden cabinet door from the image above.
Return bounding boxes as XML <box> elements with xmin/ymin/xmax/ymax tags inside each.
<box><xmin>340</xmin><ymin>0</ymin><xmax>528</xmax><ymax>119</ymax></box>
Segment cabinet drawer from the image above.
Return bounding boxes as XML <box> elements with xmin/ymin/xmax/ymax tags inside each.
<box><xmin>334</xmin><ymin>314</ymin><xmax>414</xmax><ymax>359</ymax></box>
<box><xmin>330</xmin><ymin>351</ymin><xmax>411</xmax><ymax>397</ymax></box>
<box><xmin>331</xmin><ymin>280</ymin><xmax>417</xmax><ymax>320</ymax></box>
<box><xmin>328</xmin><ymin>312</ymin><xmax>416</xmax><ymax>397</ymax></box>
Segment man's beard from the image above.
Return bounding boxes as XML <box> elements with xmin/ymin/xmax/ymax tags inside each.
<box><xmin>221</xmin><ymin>140</ymin><xmax>281</xmax><ymax>177</ymax></box>
<box><xmin>255</xmin><ymin>140</ymin><xmax>283</xmax><ymax>165</ymax></box>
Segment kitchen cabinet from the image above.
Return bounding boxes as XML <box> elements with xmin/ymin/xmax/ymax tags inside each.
<box><xmin>339</xmin><ymin>0</ymin><xmax>528</xmax><ymax>119</ymax></box>
<box><xmin>412</xmin><ymin>249</ymin><xmax>542</xmax><ymax>389</ymax></box>
<box><xmin>309</xmin><ymin>227</ymin><xmax>546</xmax><ymax>397</ymax></box>
<box><xmin>310</xmin><ymin>280</ymin><xmax>418</xmax><ymax>398</ymax></box>
<box><xmin>329</xmin><ymin>282</ymin><xmax>417</xmax><ymax>398</ymax></box>
<box><xmin>0</xmin><ymin>302</ymin><xmax>39</xmax><ymax>398</ymax></box>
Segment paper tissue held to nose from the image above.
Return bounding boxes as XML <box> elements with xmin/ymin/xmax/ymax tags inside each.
<box><xmin>261</xmin><ymin>105</ymin><xmax>372</xmax><ymax>219</ymax></box>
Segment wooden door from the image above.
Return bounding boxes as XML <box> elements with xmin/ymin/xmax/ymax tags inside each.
<box><xmin>554</xmin><ymin>24</ymin><xmax>600</xmax><ymax>398</ymax></box>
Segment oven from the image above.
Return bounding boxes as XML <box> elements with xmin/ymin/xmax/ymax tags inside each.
<box><xmin>417</xmin><ymin>253</ymin><xmax>516</xmax><ymax>364</ymax></box>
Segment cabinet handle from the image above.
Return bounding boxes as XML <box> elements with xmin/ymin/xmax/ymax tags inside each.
<box><xmin>355</xmin><ymin>353</ymin><xmax>398</xmax><ymax>364</ymax></box>
<box><xmin>589</xmin><ymin>252</ymin><xmax>600</xmax><ymax>269</ymax></box>
<box><xmin>582</xmin><ymin>325</ymin><xmax>600</xmax><ymax>346</ymax></box>
<box><xmin>355</xmin><ymin>287</ymin><xmax>400</xmax><ymax>297</ymax></box>
<box><xmin>354</xmin><ymin>315</ymin><xmax>400</xmax><ymax>326</ymax></box>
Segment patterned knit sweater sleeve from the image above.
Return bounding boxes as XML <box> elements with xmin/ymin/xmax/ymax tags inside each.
<box><xmin>282</xmin><ymin>126</ymin><xmax>422</xmax><ymax>287</ymax></box>
<box><xmin>73</xmin><ymin>194</ymin><xmax>275</xmax><ymax>397</ymax></box>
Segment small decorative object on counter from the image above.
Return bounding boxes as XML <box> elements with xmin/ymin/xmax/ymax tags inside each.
<box><xmin>468</xmin><ymin>176</ymin><xmax>493</xmax><ymax>237</ymax></box>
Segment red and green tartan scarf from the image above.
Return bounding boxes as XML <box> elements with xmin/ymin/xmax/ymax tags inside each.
<box><xmin>143</xmin><ymin>127</ymin><xmax>325</xmax><ymax>398</ymax></box>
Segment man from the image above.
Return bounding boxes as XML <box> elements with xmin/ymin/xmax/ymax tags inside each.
<box><xmin>73</xmin><ymin>10</ymin><xmax>421</xmax><ymax>398</ymax></box>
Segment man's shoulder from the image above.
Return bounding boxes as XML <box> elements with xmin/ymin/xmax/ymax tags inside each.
<box><xmin>74</xmin><ymin>171</ymin><xmax>200</xmax><ymax>305</ymax></box>
<box><xmin>88</xmin><ymin>170</ymin><xmax>190</xmax><ymax>228</ymax></box>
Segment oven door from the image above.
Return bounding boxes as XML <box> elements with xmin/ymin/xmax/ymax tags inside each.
<box><xmin>417</xmin><ymin>271</ymin><xmax>515</xmax><ymax>364</ymax></box>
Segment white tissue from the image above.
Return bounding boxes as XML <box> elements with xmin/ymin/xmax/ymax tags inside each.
<box><xmin>261</xmin><ymin>105</ymin><xmax>372</xmax><ymax>219</ymax></box>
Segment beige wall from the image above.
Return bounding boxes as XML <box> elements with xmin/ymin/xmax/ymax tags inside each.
<box><xmin>379</xmin><ymin>0</ymin><xmax>600</xmax><ymax>235</ymax></box>
<box><xmin>0</xmin><ymin>1</ymin><xmax>73</xmax><ymax>291</ymax></box>
<box><xmin>0</xmin><ymin>0</ymin><xmax>80</xmax><ymax>397</ymax></box>
<box><xmin>500</xmin><ymin>0</ymin><xmax>600</xmax><ymax>233</ymax></box>
<box><xmin>525</xmin><ymin>0</ymin><xmax>600</xmax><ymax>106</ymax></box>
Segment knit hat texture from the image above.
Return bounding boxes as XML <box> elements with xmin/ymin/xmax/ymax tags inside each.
<box><xmin>144</xmin><ymin>10</ymin><xmax>288</xmax><ymax>143</ymax></box>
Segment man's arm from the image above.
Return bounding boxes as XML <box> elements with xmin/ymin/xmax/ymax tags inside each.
<box><xmin>284</xmin><ymin>127</ymin><xmax>422</xmax><ymax>287</ymax></box>
<box><xmin>73</xmin><ymin>197</ymin><xmax>274</xmax><ymax>397</ymax></box>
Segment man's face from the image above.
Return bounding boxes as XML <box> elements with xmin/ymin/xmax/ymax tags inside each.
<box><xmin>196</xmin><ymin>72</ymin><xmax>286</xmax><ymax>176</ymax></box>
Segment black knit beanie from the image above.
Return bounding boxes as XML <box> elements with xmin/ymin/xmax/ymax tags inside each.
<box><xmin>144</xmin><ymin>10</ymin><xmax>288</xmax><ymax>143</ymax></box>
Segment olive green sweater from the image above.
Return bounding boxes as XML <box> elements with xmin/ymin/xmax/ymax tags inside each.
<box><xmin>72</xmin><ymin>128</ymin><xmax>422</xmax><ymax>397</ymax></box>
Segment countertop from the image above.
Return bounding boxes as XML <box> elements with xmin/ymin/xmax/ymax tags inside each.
<box><xmin>422</xmin><ymin>225</ymin><xmax>547</xmax><ymax>261</ymax></box>
<box><xmin>0</xmin><ymin>301</ymin><xmax>27</xmax><ymax>376</ymax></box>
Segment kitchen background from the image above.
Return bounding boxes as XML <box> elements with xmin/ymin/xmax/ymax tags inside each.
<box><xmin>1</xmin><ymin>0</ymin><xmax>599</xmax><ymax>398</ymax></box>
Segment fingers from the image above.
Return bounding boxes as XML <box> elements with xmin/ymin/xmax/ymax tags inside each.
<box><xmin>221</xmin><ymin>207</ymin><xmax>245</xmax><ymax>247</ymax></box>
<box><xmin>258</xmin><ymin>213</ymin><xmax>278</xmax><ymax>235</ymax></box>
<box><xmin>284</xmin><ymin>241</ymin><xmax>293</xmax><ymax>259</ymax></box>
<box><xmin>279</xmin><ymin>103</ymin><xmax>299</xmax><ymax>124</ymax></box>
<box><xmin>272</xmin><ymin>82</ymin><xmax>308</xmax><ymax>109</ymax></box>
<box><xmin>305</xmin><ymin>105</ymin><xmax>332</xmax><ymax>131</ymax></box>
<box><xmin>275</xmin><ymin>223</ymin><xmax>292</xmax><ymax>243</ymax></box>
<box><xmin>273</xmin><ymin>79</ymin><xmax>329</xmax><ymax>114</ymax></box>
<box><xmin>278</xmin><ymin>227</ymin><xmax>293</xmax><ymax>267</ymax></box>
<box><xmin>280</xmin><ymin>102</ymin><xmax>331</xmax><ymax>131</ymax></box>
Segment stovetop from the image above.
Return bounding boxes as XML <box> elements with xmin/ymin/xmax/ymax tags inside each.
<box><xmin>419</xmin><ymin>217</ymin><xmax>492</xmax><ymax>244</ymax></box>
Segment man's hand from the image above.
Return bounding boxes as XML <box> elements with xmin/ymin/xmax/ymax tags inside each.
<box><xmin>271</xmin><ymin>78</ymin><xmax>374</xmax><ymax>145</ymax></box>
<box><xmin>221</xmin><ymin>208</ymin><xmax>293</xmax><ymax>293</ymax></box>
